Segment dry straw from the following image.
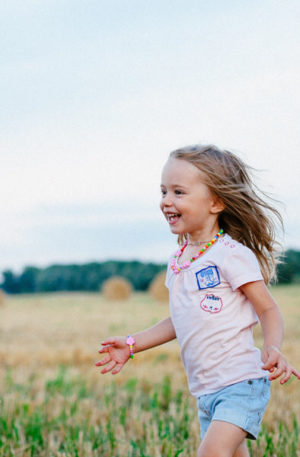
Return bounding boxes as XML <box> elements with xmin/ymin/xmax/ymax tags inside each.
<box><xmin>0</xmin><ymin>289</ymin><xmax>6</xmax><ymax>306</ymax></box>
<box><xmin>102</xmin><ymin>276</ymin><xmax>132</xmax><ymax>301</ymax></box>
<box><xmin>149</xmin><ymin>271</ymin><xmax>169</xmax><ymax>303</ymax></box>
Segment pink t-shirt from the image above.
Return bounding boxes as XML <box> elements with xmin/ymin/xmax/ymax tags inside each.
<box><xmin>165</xmin><ymin>234</ymin><xmax>267</xmax><ymax>397</ymax></box>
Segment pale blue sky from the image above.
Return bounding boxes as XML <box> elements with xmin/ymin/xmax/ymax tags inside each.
<box><xmin>1</xmin><ymin>0</ymin><xmax>300</xmax><ymax>272</ymax></box>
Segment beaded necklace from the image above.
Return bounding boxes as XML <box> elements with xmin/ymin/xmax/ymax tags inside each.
<box><xmin>170</xmin><ymin>228</ymin><xmax>224</xmax><ymax>275</ymax></box>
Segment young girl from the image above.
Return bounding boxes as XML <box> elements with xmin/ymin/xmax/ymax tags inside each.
<box><xmin>96</xmin><ymin>144</ymin><xmax>300</xmax><ymax>457</ymax></box>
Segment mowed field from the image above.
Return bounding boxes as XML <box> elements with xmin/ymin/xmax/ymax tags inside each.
<box><xmin>0</xmin><ymin>286</ymin><xmax>300</xmax><ymax>457</ymax></box>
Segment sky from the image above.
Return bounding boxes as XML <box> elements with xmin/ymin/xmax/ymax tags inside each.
<box><xmin>1</xmin><ymin>0</ymin><xmax>300</xmax><ymax>273</ymax></box>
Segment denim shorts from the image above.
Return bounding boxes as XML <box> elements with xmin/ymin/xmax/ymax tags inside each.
<box><xmin>197</xmin><ymin>377</ymin><xmax>271</xmax><ymax>440</ymax></box>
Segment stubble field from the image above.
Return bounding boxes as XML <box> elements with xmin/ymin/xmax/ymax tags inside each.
<box><xmin>0</xmin><ymin>285</ymin><xmax>299</xmax><ymax>456</ymax></box>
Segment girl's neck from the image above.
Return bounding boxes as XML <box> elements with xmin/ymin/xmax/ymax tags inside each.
<box><xmin>186</xmin><ymin>224</ymin><xmax>221</xmax><ymax>245</ymax></box>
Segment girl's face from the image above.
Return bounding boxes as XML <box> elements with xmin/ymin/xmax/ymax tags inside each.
<box><xmin>160</xmin><ymin>158</ymin><xmax>223</xmax><ymax>238</ymax></box>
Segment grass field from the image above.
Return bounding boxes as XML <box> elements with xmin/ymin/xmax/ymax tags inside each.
<box><xmin>0</xmin><ymin>285</ymin><xmax>299</xmax><ymax>456</ymax></box>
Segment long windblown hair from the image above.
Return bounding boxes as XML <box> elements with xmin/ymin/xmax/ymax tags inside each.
<box><xmin>170</xmin><ymin>144</ymin><xmax>283</xmax><ymax>284</ymax></box>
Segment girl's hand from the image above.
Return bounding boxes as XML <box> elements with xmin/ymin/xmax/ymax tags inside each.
<box><xmin>261</xmin><ymin>345</ymin><xmax>300</xmax><ymax>384</ymax></box>
<box><xmin>95</xmin><ymin>336</ymin><xmax>131</xmax><ymax>375</ymax></box>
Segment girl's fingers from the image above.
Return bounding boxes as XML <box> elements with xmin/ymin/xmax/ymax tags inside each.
<box><xmin>95</xmin><ymin>355</ymin><xmax>111</xmax><ymax>366</ymax></box>
<box><xmin>269</xmin><ymin>361</ymin><xmax>300</xmax><ymax>383</ymax></box>
<box><xmin>291</xmin><ymin>366</ymin><xmax>300</xmax><ymax>380</ymax></box>
<box><xmin>101</xmin><ymin>360</ymin><xmax>116</xmax><ymax>374</ymax></box>
<box><xmin>264</xmin><ymin>359</ymin><xmax>279</xmax><ymax>371</ymax></box>
<box><xmin>269</xmin><ymin>370</ymin><xmax>280</xmax><ymax>381</ymax></box>
<box><xmin>280</xmin><ymin>367</ymin><xmax>292</xmax><ymax>384</ymax></box>
<box><xmin>98</xmin><ymin>346</ymin><xmax>111</xmax><ymax>353</ymax></box>
<box><xmin>111</xmin><ymin>363</ymin><xmax>123</xmax><ymax>375</ymax></box>
<box><xmin>268</xmin><ymin>360</ymin><xmax>285</xmax><ymax>380</ymax></box>
<box><xmin>262</xmin><ymin>349</ymin><xmax>300</xmax><ymax>384</ymax></box>
<box><xmin>279</xmin><ymin>364</ymin><xmax>300</xmax><ymax>384</ymax></box>
<box><xmin>262</xmin><ymin>354</ymin><xmax>277</xmax><ymax>370</ymax></box>
<box><xmin>101</xmin><ymin>338</ymin><xmax>117</xmax><ymax>346</ymax></box>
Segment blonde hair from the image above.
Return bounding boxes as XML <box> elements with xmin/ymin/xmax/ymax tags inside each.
<box><xmin>170</xmin><ymin>144</ymin><xmax>283</xmax><ymax>284</ymax></box>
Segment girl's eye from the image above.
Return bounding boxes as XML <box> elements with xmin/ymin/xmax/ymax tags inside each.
<box><xmin>175</xmin><ymin>190</ymin><xmax>183</xmax><ymax>195</ymax></box>
<box><xmin>161</xmin><ymin>190</ymin><xmax>167</xmax><ymax>196</ymax></box>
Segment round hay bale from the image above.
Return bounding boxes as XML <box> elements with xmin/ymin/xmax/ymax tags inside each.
<box><xmin>102</xmin><ymin>276</ymin><xmax>132</xmax><ymax>301</ymax></box>
<box><xmin>0</xmin><ymin>289</ymin><xmax>6</xmax><ymax>306</ymax></box>
<box><xmin>149</xmin><ymin>270</ymin><xmax>169</xmax><ymax>303</ymax></box>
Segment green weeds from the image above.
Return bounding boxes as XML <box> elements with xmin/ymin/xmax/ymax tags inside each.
<box><xmin>0</xmin><ymin>368</ymin><xmax>299</xmax><ymax>456</ymax></box>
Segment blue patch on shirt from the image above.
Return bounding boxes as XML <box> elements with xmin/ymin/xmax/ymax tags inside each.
<box><xmin>196</xmin><ymin>266</ymin><xmax>220</xmax><ymax>290</ymax></box>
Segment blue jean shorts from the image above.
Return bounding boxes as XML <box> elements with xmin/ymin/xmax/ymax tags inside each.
<box><xmin>197</xmin><ymin>377</ymin><xmax>271</xmax><ymax>440</ymax></box>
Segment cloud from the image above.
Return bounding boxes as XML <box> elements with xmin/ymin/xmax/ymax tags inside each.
<box><xmin>1</xmin><ymin>0</ymin><xmax>300</xmax><ymax>271</ymax></box>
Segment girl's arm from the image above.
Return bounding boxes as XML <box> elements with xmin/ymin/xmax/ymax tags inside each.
<box><xmin>95</xmin><ymin>316</ymin><xmax>176</xmax><ymax>375</ymax></box>
<box><xmin>240</xmin><ymin>280</ymin><xmax>300</xmax><ymax>384</ymax></box>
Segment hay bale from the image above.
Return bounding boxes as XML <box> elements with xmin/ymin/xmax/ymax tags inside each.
<box><xmin>149</xmin><ymin>271</ymin><xmax>169</xmax><ymax>303</ymax></box>
<box><xmin>102</xmin><ymin>276</ymin><xmax>132</xmax><ymax>301</ymax></box>
<box><xmin>0</xmin><ymin>289</ymin><xmax>6</xmax><ymax>306</ymax></box>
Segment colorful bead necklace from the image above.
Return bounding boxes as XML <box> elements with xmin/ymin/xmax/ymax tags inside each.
<box><xmin>170</xmin><ymin>228</ymin><xmax>224</xmax><ymax>275</ymax></box>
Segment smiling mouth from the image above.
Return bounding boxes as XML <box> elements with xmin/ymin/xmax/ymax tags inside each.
<box><xmin>166</xmin><ymin>213</ymin><xmax>181</xmax><ymax>224</ymax></box>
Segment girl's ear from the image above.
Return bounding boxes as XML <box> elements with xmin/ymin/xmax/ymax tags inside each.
<box><xmin>211</xmin><ymin>196</ymin><xmax>225</xmax><ymax>214</ymax></box>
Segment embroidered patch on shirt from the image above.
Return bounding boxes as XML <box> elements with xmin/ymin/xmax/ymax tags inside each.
<box><xmin>196</xmin><ymin>266</ymin><xmax>220</xmax><ymax>290</ymax></box>
<box><xmin>200</xmin><ymin>293</ymin><xmax>223</xmax><ymax>313</ymax></box>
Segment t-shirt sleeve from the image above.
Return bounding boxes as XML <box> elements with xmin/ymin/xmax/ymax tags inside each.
<box><xmin>221</xmin><ymin>245</ymin><xmax>263</xmax><ymax>291</ymax></box>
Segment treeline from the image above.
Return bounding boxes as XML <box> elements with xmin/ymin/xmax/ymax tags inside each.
<box><xmin>1</xmin><ymin>249</ymin><xmax>299</xmax><ymax>294</ymax></box>
<box><xmin>0</xmin><ymin>260</ymin><xmax>166</xmax><ymax>294</ymax></box>
<box><xmin>276</xmin><ymin>249</ymin><xmax>300</xmax><ymax>284</ymax></box>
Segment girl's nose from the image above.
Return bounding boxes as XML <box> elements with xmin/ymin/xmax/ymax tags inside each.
<box><xmin>162</xmin><ymin>194</ymin><xmax>173</xmax><ymax>206</ymax></box>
